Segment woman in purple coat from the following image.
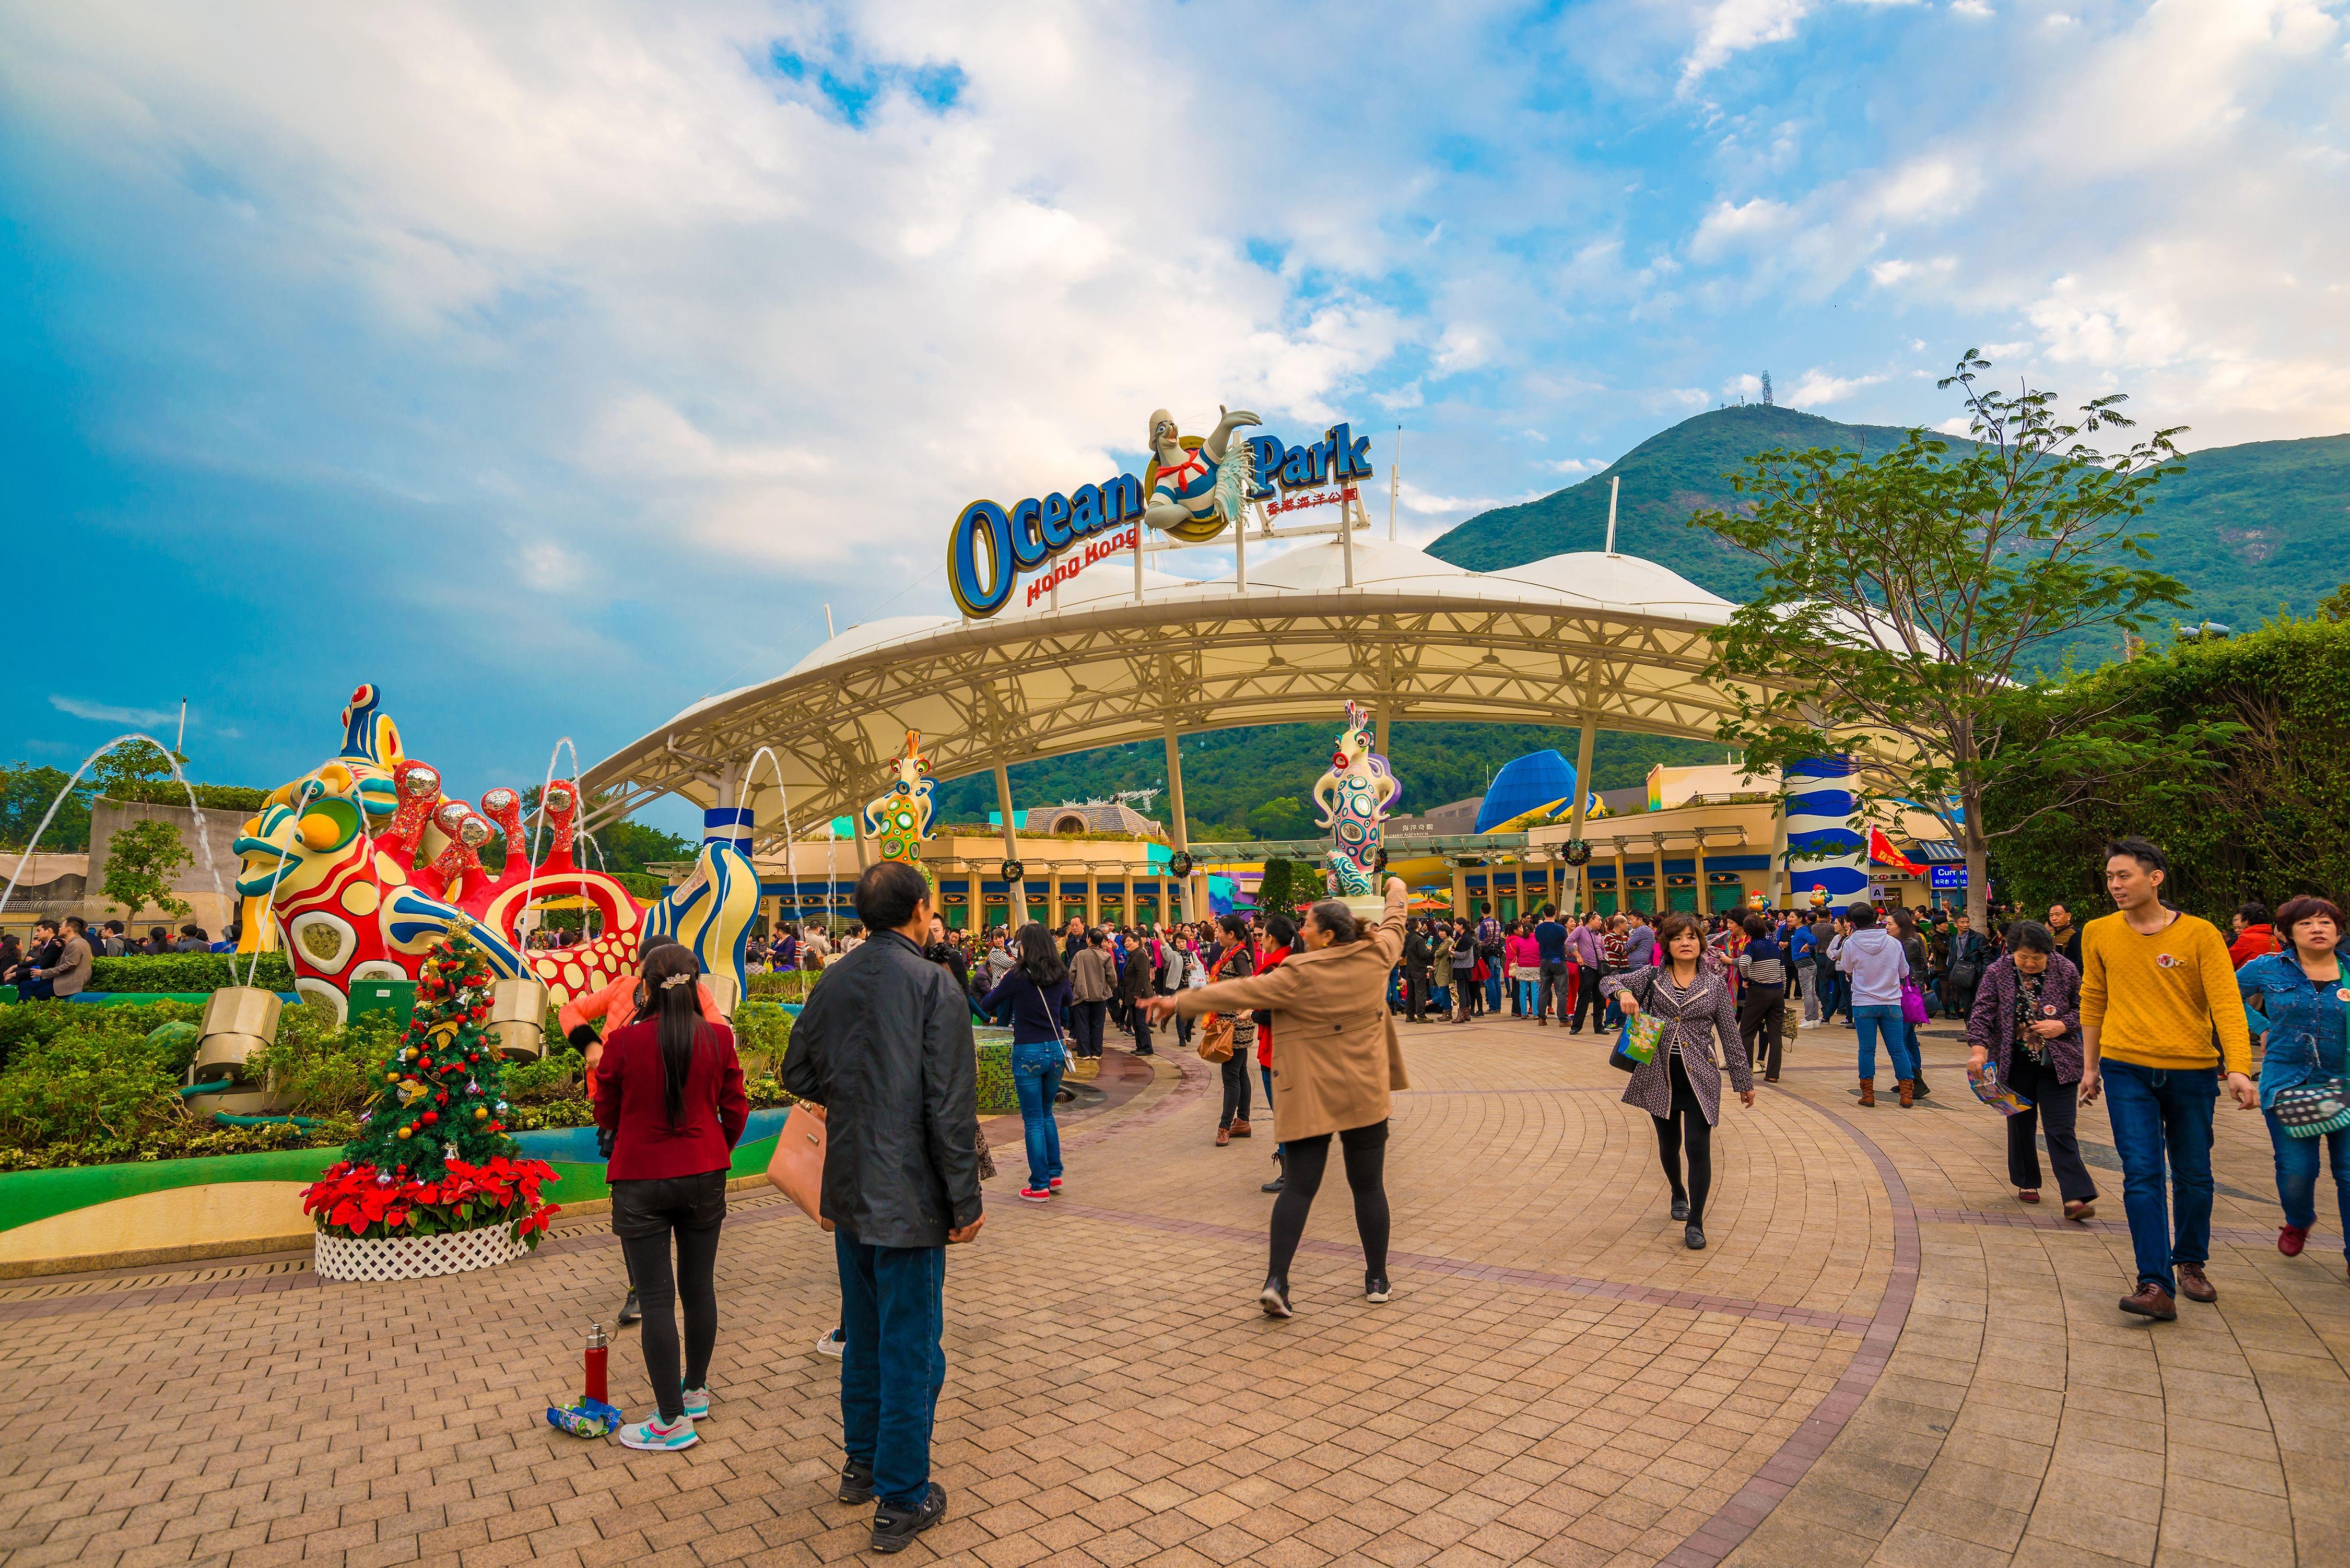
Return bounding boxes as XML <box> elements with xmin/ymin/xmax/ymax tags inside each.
<box><xmin>1966</xmin><ymin>921</ymin><xmax>2096</xmax><ymax>1220</ymax></box>
<box><xmin>1604</xmin><ymin>912</ymin><xmax>1755</xmax><ymax>1251</ymax></box>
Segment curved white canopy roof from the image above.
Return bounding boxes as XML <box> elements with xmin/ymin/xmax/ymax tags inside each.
<box><xmin>582</xmin><ymin>536</ymin><xmax>1761</xmax><ymax>839</ymax></box>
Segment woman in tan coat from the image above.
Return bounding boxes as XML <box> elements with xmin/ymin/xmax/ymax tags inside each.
<box><xmin>1148</xmin><ymin>877</ymin><xmax>1411</xmax><ymax>1317</ymax></box>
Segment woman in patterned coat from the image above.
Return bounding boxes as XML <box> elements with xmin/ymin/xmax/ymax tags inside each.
<box><xmin>1603</xmin><ymin>911</ymin><xmax>1755</xmax><ymax>1251</ymax></box>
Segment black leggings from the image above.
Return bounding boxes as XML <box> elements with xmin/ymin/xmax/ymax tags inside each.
<box><xmin>1652</xmin><ymin>1054</ymin><xmax>1713</xmax><ymax>1225</ymax></box>
<box><xmin>613</xmin><ymin>1171</ymin><xmax>726</xmax><ymax>1422</ymax></box>
<box><xmin>1220</xmin><ymin>1053</ymin><xmax>1252</xmax><ymax>1126</ymax></box>
<box><xmin>1268</xmin><ymin>1120</ymin><xmax>1390</xmax><ymax>1283</ymax></box>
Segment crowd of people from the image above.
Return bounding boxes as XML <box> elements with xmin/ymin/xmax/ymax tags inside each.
<box><xmin>562</xmin><ymin>837</ymin><xmax>2332</xmax><ymax>1553</ymax></box>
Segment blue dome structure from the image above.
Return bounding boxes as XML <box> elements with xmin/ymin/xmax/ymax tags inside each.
<box><xmin>1476</xmin><ymin>750</ymin><xmax>1580</xmax><ymax>834</ymax></box>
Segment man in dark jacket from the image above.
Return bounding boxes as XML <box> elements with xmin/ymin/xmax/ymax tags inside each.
<box><xmin>784</xmin><ymin>862</ymin><xmax>983</xmax><ymax>1554</ymax></box>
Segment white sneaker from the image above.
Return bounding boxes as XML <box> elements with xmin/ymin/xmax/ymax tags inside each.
<box><xmin>815</xmin><ymin>1328</ymin><xmax>845</xmax><ymax>1359</ymax></box>
<box><xmin>680</xmin><ymin>1385</ymin><xmax>711</xmax><ymax>1420</ymax></box>
<box><xmin>617</xmin><ymin>1414</ymin><xmax>698</xmax><ymax>1452</ymax></box>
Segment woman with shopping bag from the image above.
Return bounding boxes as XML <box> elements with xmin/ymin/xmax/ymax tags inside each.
<box><xmin>1604</xmin><ymin>912</ymin><xmax>1754</xmax><ymax>1252</ymax></box>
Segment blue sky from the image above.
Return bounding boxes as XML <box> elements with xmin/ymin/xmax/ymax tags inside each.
<box><xmin>3</xmin><ymin>1</ymin><xmax>2344</xmax><ymax>833</ymax></box>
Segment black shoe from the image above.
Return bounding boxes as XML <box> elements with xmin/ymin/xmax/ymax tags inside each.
<box><xmin>1365</xmin><ymin>1274</ymin><xmax>1391</xmax><ymax>1303</ymax></box>
<box><xmin>1135</xmin><ymin>1047</ymin><xmax>1153</xmax><ymax>1056</ymax></box>
<box><xmin>617</xmin><ymin>1288</ymin><xmax>641</xmax><ymax>1325</ymax></box>
<box><xmin>1671</xmin><ymin>1197</ymin><xmax>1688</xmax><ymax>1222</ymax></box>
<box><xmin>1913</xmin><ymin>1076</ymin><xmax>1931</xmax><ymax>1098</ymax></box>
<box><xmin>1262</xmin><ymin>1153</ymin><xmax>1286</xmax><ymax>1194</ymax></box>
<box><xmin>1685</xmin><ymin>1223</ymin><xmax>1707</xmax><ymax>1251</ymax></box>
<box><xmin>838</xmin><ymin>1460</ymin><xmax>875</xmax><ymax>1505</ymax></box>
<box><xmin>1259</xmin><ymin>1276</ymin><xmax>1292</xmax><ymax>1318</ymax></box>
<box><xmin>870</xmin><ymin>1483</ymin><xmax>946</xmax><ymax>1553</ymax></box>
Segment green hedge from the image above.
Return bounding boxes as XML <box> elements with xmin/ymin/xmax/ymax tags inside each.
<box><xmin>974</xmin><ymin>1036</ymin><xmax>1016</xmax><ymax>1115</ymax></box>
<box><xmin>105</xmin><ymin>783</ymin><xmax>271</xmax><ymax>810</ymax></box>
<box><xmin>89</xmin><ymin>953</ymin><xmax>297</xmax><ymax>995</ymax></box>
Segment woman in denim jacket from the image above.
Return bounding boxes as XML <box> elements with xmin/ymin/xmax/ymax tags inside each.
<box><xmin>1966</xmin><ymin>921</ymin><xmax>2095</xmax><ymax>1220</ymax></box>
<box><xmin>982</xmin><ymin>924</ymin><xmax>1073</xmax><ymax>1204</ymax></box>
<box><xmin>2236</xmin><ymin>894</ymin><xmax>2350</xmax><ymax>1267</ymax></box>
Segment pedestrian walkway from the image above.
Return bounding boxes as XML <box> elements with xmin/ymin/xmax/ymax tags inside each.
<box><xmin>1</xmin><ymin>1012</ymin><xmax>2341</xmax><ymax>1567</ymax></box>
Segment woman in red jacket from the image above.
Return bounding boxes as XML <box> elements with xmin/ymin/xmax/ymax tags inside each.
<box><xmin>592</xmin><ymin>944</ymin><xmax>748</xmax><ymax>1452</ymax></box>
<box><xmin>1255</xmin><ymin>915</ymin><xmax>1295</xmax><ymax>1193</ymax></box>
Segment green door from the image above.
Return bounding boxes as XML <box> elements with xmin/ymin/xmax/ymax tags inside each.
<box><xmin>1670</xmin><ymin>886</ymin><xmax>1699</xmax><ymax>913</ymax></box>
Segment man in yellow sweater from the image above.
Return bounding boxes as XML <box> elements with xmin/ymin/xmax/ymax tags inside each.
<box><xmin>2079</xmin><ymin>838</ymin><xmax>2257</xmax><ymax>1322</ymax></box>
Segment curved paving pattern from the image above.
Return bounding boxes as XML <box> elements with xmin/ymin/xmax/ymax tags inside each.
<box><xmin>0</xmin><ymin>1015</ymin><xmax>2341</xmax><ymax>1568</ymax></box>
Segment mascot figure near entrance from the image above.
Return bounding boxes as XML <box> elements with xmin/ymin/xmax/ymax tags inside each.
<box><xmin>1313</xmin><ymin>700</ymin><xmax>1403</xmax><ymax>914</ymax></box>
<box><xmin>234</xmin><ymin>685</ymin><xmax>757</xmax><ymax>1019</ymax></box>
<box><xmin>865</xmin><ymin>731</ymin><xmax>935</xmax><ymax>867</ymax></box>
<box><xmin>1142</xmin><ymin>405</ymin><xmax>1261</xmax><ymax>544</ymax></box>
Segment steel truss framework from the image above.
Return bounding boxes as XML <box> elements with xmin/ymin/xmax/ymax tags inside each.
<box><xmin>583</xmin><ymin>567</ymin><xmax>1770</xmax><ymax>854</ymax></box>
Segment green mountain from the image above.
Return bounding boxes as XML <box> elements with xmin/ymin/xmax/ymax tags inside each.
<box><xmin>931</xmin><ymin>723</ymin><xmax>1717</xmax><ymax>841</ymax></box>
<box><xmin>1428</xmin><ymin>404</ymin><xmax>2350</xmax><ymax>639</ymax></box>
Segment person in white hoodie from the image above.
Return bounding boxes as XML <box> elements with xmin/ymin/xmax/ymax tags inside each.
<box><xmin>1836</xmin><ymin>903</ymin><xmax>1918</xmax><ymax>1107</ymax></box>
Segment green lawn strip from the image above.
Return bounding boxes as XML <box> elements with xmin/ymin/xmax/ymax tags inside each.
<box><xmin>0</xmin><ymin>1132</ymin><xmax>781</xmax><ymax>1233</ymax></box>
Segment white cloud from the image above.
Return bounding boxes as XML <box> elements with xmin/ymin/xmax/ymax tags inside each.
<box><xmin>1542</xmin><ymin>456</ymin><xmax>1609</xmax><ymax>476</ymax></box>
<box><xmin>1690</xmin><ymin>196</ymin><xmax>1795</xmax><ymax>260</ymax></box>
<box><xmin>1681</xmin><ymin>0</ymin><xmax>1817</xmax><ymax>91</ymax></box>
<box><xmin>1784</xmin><ymin>368</ymin><xmax>1889</xmax><ymax>406</ymax></box>
<box><xmin>49</xmin><ymin>695</ymin><xmax>179</xmax><ymax>730</ymax></box>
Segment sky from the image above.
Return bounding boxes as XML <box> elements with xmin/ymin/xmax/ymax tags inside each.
<box><xmin>4</xmin><ymin>0</ymin><xmax>2345</xmax><ymax>833</ymax></box>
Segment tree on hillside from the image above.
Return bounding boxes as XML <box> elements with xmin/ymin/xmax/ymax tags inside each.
<box><xmin>1693</xmin><ymin>351</ymin><xmax>2231</xmax><ymax>929</ymax></box>
<box><xmin>2318</xmin><ymin>582</ymin><xmax>2350</xmax><ymax>623</ymax></box>
<box><xmin>103</xmin><ymin>819</ymin><xmax>194</xmax><ymax>923</ymax></box>
<box><xmin>92</xmin><ymin>740</ymin><xmax>190</xmax><ymax>800</ymax></box>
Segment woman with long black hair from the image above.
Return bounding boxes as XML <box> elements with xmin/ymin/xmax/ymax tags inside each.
<box><xmin>592</xmin><ymin>942</ymin><xmax>749</xmax><ymax>1451</ymax></box>
<box><xmin>981</xmin><ymin>923</ymin><xmax>1074</xmax><ymax>1202</ymax></box>
<box><xmin>1209</xmin><ymin>912</ymin><xmax>1257</xmax><ymax>1145</ymax></box>
<box><xmin>1605</xmin><ymin>912</ymin><xmax>1753</xmax><ymax>1251</ymax></box>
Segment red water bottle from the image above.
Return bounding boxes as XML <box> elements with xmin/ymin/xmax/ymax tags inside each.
<box><xmin>584</xmin><ymin>1323</ymin><xmax>608</xmax><ymax>1405</ymax></box>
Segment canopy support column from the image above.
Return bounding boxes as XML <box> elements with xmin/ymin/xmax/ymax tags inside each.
<box><xmin>1650</xmin><ymin>836</ymin><xmax>1667</xmax><ymax>918</ymax></box>
<box><xmin>1693</xmin><ymin>834</ymin><xmax>1709</xmax><ymax>915</ymax></box>
<box><xmin>1613</xmin><ymin>840</ymin><xmax>1628</xmax><ymax>918</ymax></box>
<box><xmin>1567</xmin><ymin>703</ymin><xmax>1599</xmax><ymax>917</ymax></box>
<box><xmin>1086</xmin><ymin>869</ymin><xmax>1100</xmax><ymax>928</ymax></box>
<box><xmin>1165</xmin><ymin>718</ymin><xmax>1197</xmax><ymax>922</ymax></box>
<box><xmin>994</xmin><ymin>763</ymin><xmax>1024</xmax><ymax>927</ymax></box>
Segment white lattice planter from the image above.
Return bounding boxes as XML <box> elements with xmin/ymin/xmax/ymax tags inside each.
<box><xmin>314</xmin><ymin>1221</ymin><xmax>526</xmax><ymax>1282</ymax></box>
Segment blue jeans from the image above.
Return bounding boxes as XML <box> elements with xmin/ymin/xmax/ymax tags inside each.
<box><xmin>1516</xmin><ymin>977</ymin><xmax>1538</xmax><ymax>1015</ymax></box>
<box><xmin>1485</xmin><ymin>971</ymin><xmax>1503</xmax><ymax>1011</ymax></box>
<box><xmin>1011</xmin><ymin>1041</ymin><xmax>1064</xmax><ymax>1187</ymax></box>
<box><xmin>2265</xmin><ymin>1110</ymin><xmax>2350</xmax><ymax>1257</ymax></box>
<box><xmin>1260</xmin><ymin>1065</ymin><xmax>1281</xmax><ymax>1153</ymax></box>
<box><xmin>2103</xmin><ymin>1059</ymin><xmax>2217</xmax><ymax>1295</ymax></box>
<box><xmin>833</xmin><ymin>1232</ymin><xmax>946</xmax><ymax>1511</ymax></box>
<box><xmin>1853</xmin><ymin>1005</ymin><xmax>1916</xmax><ymax>1081</ymax></box>
<box><xmin>1815</xmin><ymin>959</ymin><xmax>1845</xmax><ymax>1021</ymax></box>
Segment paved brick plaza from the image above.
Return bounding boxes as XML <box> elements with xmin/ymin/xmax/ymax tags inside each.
<box><xmin>3</xmin><ymin>1013</ymin><xmax>2344</xmax><ymax>1568</ymax></box>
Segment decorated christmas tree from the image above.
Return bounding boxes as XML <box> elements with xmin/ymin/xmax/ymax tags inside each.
<box><xmin>304</xmin><ymin>923</ymin><xmax>558</xmax><ymax>1248</ymax></box>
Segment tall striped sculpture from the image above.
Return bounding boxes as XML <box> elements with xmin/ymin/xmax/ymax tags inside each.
<box><xmin>865</xmin><ymin>732</ymin><xmax>935</xmax><ymax>867</ymax></box>
<box><xmin>643</xmin><ymin>804</ymin><xmax>762</xmax><ymax>1000</ymax></box>
<box><xmin>1782</xmin><ymin>757</ymin><xmax>1870</xmax><ymax>908</ymax></box>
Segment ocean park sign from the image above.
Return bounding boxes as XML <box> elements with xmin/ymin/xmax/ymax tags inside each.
<box><xmin>947</xmin><ymin>403</ymin><xmax>1379</xmax><ymax>619</ymax></box>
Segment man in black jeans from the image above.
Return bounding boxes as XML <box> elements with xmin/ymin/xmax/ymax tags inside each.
<box><xmin>785</xmin><ymin>862</ymin><xmax>985</xmax><ymax>1554</ymax></box>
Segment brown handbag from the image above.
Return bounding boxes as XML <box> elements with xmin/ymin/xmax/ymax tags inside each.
<box><xmin>764</xmin><ymin>1103</ymin><xmax>827</xmax><ymax>1222</ymax></box>
<box><xmin>1198</xmin><ymin>1013</ymin><xmax>1236</xmax><ymax>1063</ymax></box>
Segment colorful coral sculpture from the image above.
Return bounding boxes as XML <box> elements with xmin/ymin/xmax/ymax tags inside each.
<box><xmin>237</xmin><ymin>685</ymin><xmax>756</xmax><ymax>1018</ymax></box>
<box><xmin>1312</xmin><ymin>700</ymin><xmax>1402</xmax><ymax>901</ymax></box>
<box><xmin>864</xmin><ymin>730</ymin><xmax>935</xmax><ymax>866</ymax></box>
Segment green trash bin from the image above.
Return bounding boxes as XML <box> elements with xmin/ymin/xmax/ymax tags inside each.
<box><xmin>348</xmin><ymin>978</ymin><xmax>418</xmax><ymax>1028</ymax></box>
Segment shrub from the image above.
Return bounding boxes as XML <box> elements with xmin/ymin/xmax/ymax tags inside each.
<box><xmin>0</xmin><ymin>999</ymin><xmax>203</xmax><ymax>1075</ymax></box>
<box><xmin>504</xmin><ymin>1048</ymin><xmax>585</xmax><ymax>1105</ymax></box>
<box><xmin>0</xmin><ymin>1026</ymin><xmax>191</xmax><ymax>1148</ymax></box>
<box><xmin>247</xmin><ymin>1012</ymin><xmax>395</xmax><ymax>1115</ymax></box>
<box><xmin>90</xmin><ymin>952</ymin><xmax>298</xmax><ymax>995</ymax></box>
<box><xmin>0</xmin><ymin>1117</ymin><xmax>349</xmax><ymax>1172</ymax></box>
<box><xmin>732</xmin><ymin>1001</ymin><xmax>793</xmax><ymax>1071</ymax></box>
<box><xmin>746</xmin><ymin>970</ymin><xmax>814</xmax><ymax>1003</ymax></box>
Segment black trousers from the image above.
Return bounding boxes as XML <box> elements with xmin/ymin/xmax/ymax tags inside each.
<box><xmin>1072</xmin><ymin>999</ymin><xmax>1105</xmax><ymax>1057</ymax></box>
<box><xmin>1269</xmin><ymin>1120</ymin><xmax>1390</xmax><ymax>1283</ymax></box>
<box><xmin>1404</xmin><ymin>969</ymin><xmax>1429</xmax><ymax>1021</ymax></box>
<box><xmin>1129</xmin><ymin>1004</ymin><xmax>1154</xmax><ymax>1055</ymax></box>
<box><xmin>1569</xmin><ymin>965</ymin><xmax>1607</xmax><ymax>1031</ymax></box>
<box><xmin>1652</xmin><ymin>1055</ymin><xmax>1713</xmax><ymax>1226</ymax></box>
<box><xmin>1738</xmin><ymin>983</ymin><xmax>1785</xmax><ymax>1078</ymax></box>
<box><xmin>1219</xmin><ymin>1053</ymin><xmax>1252</xmax><ymax>1126</ymax></box>
<box><xmin>2004</xmin><ymin>1051</ymin><xmax>2097</xmax><ymax>1203</ymax></box>
<box><xmin>612</xmin><ymin>1170</ymin><xmax>726</xmax><ymax>1423</ymax></box>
